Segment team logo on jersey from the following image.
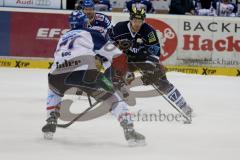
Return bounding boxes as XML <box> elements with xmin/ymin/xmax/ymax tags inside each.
<box><xmin>56</xmin><ymin>59</ymin><xmax>81</xmax><ymax>69</ymax></box>
<box><xmin>148</xmin><ymin>32</ymin><xmax>157</xmax><ymax>43</ymax></box>
<box><xmin>145</xmin><ymin>18</ymin><xmax>178</xmax><ymax>62</ymax></box>
<box><xmin>136</xmin><ymin>38</ymin><xmax>143</xmax><ymax>44</ymax></box>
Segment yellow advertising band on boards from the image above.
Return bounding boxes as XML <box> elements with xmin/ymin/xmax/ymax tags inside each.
<box><xmin>0</xmin><ymin>58</ymin><xmax>239</xmax><ymax>77</ymax></box>
<box><xmin>0</xmin><ymin>58</ymin><xmax>53</xmax><ymax>69</ymax></box>
<box><xmin>166</xmin><ymin>66</ymin><xmax>240</xmax><ymax>77</ymax></box>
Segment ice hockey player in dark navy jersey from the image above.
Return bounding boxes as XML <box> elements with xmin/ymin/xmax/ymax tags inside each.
<box><xmin>109</xmin><ymin>6</ymin><xmax>193</xmax><ymax>117</ymax></box>
<box><xmin>111</xmin><ymin>17</ymin><xmax>160</xmax><ymax>62</ymax></box>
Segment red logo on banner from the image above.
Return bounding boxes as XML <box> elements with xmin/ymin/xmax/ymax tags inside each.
<box><xmin>145</xmin><ymin>18</ymin><xmax>178</xmax><ymax>61</ymax></box>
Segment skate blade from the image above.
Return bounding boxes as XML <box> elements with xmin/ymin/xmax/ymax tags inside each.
<box><xmin>183</xmin><ymin>120</ymin><xmax>192</xmax><ymax>124</ymax></box>
<box><xmin>43</xmin><ymin>132</ymin><xmax>54</xmax><ymax>140</ymax></box>
<box><xmin>127</xmin><ymin>139</ymin><xmax>146</xmax><ymax>147</ymax></box>
<box><xmin>185</xmin><ymin>108</ymin><xmax>194</xmax><ymax>117</ymax></box>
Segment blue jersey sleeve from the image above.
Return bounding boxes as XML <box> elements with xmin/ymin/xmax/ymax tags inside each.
<box><xmin>87</xmin><ymin>29</ymin><xmax>108</xmax><ymax>50</ymax></box>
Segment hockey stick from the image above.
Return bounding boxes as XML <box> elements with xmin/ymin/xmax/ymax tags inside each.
<box><xmin>57</xmin><ymin>95</ymin><xmax>100</xmax><ymax>128</ymax></box>
<box><xmin>131</xmin><ymin>62</ymin><xmax>192</xmax><ymax>123</ymax></box>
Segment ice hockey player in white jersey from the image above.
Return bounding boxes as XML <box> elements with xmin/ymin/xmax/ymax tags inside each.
<box><xmin>41</xmin><ymin>11</ymin><xmax>145</xmax><ymax>146</ymax></box>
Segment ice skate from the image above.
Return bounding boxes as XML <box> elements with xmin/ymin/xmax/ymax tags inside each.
<box><xmin>120</xmin><ymin>120</ymin><xmax>146</xmax><ymax>146</ymax></box>
<box><xmin>181</xmin><ymin>104</ymin><xmax>193</xmax><ymax>117</ymax></box>
<box><xmin>42</xmin><ymin>112</ymin><xmax>60</xmax><ymax>140</ymax></box>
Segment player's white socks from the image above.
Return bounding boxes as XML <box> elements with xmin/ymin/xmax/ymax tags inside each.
<box><xmin>110</xmin><ymin>92</ymin><xmax>133</xmax><ymax>125</ymax></box>
<box><xmin>46</xmin><ymin>89</ymin><xmax>61</xmax><ymax>118</ymax></box>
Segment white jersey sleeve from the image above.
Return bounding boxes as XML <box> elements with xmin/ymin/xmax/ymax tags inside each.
<box><xmin>95</xmin><ymin>41</ymin><xmax>122</xmax><ymax>64</ymax></box>
<box><xmin>50</xmin><ymin>29</ymin><xmax>122</xmax><ymax>73</ymax></box>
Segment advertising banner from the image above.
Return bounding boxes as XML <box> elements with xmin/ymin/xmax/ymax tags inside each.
<box><xmin>4</xmin><ymin>0</ymin><xmax>61</xmax><ymax>9</ymax></box>
<box><xmin>0</xmin><ymin>8</ymin><xmax>239</xmax><ymax>70</ymax></box>
<box><xmin>10</xmin><ymin>12</ymin><xmax>69</xmax><ymax>57</ymax></box>
<box><xmin>175</xmin><ymin>16</ymin><xmax>240</xmax><ymax>68</ymax></box>
<box><xmin>0</xmin><ymin>11</ymin><xmax>11</xmax><ymax>56</ymax></box>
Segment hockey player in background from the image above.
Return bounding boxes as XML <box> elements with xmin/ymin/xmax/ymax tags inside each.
<box><xmin>123</xmin><ymin>0</ymin><xmax>155</xmax><ymax>13</ymax></box>
<box><xmin>75</xmin><ymin>0</ymin><xmax>112</xmax><ymax>38</ymax></box>
<box><xmin>41</xmin><ymin>11</ymin><xmax>145</xmax><ymax>146</ymax></box>
<box><xmin>109</xmin><ymin>7</ymin><xmax>193</xmax><ymax>117</ymax></box>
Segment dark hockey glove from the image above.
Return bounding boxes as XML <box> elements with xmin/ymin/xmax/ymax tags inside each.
<box><xmin>141</xmin><ymin>70</ymin><xmax>156</xmax><ymax>85</ymax></box>
<box><xmin>140</xmin><ymin>61</ymin><xmax>165</xmax><ymax>85</ymax></box>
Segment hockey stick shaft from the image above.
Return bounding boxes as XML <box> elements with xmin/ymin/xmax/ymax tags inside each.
<box><xmin>132</xmin><ymin>62</ymin><xmax>192</xmax><ymax>123</ymax></box>
<box><xmin>57</xmin><ymin>96</ymin><xmax>99</xmax><ymax>128</ymax></box>
<box><xmin>151</xmin><ymin>84</ymin><xmax>192</xmax><ymax>123</ymax></box>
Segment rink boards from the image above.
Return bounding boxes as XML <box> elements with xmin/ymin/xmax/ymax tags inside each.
<box><xmin>0</xmin><ymin>7</ymin><xmax>239</xmax><ymax>77</ymax></box>
<box><xmin>0</xmin><ymin>57</ymin><xmax>239</xmax><ymax>77</ymax></box>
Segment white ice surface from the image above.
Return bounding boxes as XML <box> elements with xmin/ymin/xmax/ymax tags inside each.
<box><xmin>0</xmin><ymin>68</ymin><xmax>240</xmax><ymax>160</ymax></box>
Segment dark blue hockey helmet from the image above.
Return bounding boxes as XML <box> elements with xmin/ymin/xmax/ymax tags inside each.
<box><xmin>82</xmin><ymin>0</ymin><xmax>95</xmax><ymax>8</ymax></box>
<box><xmin>69</xmin><ymin>11</ymin><xmax>89</xmax><ymax>30</ymax></box>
